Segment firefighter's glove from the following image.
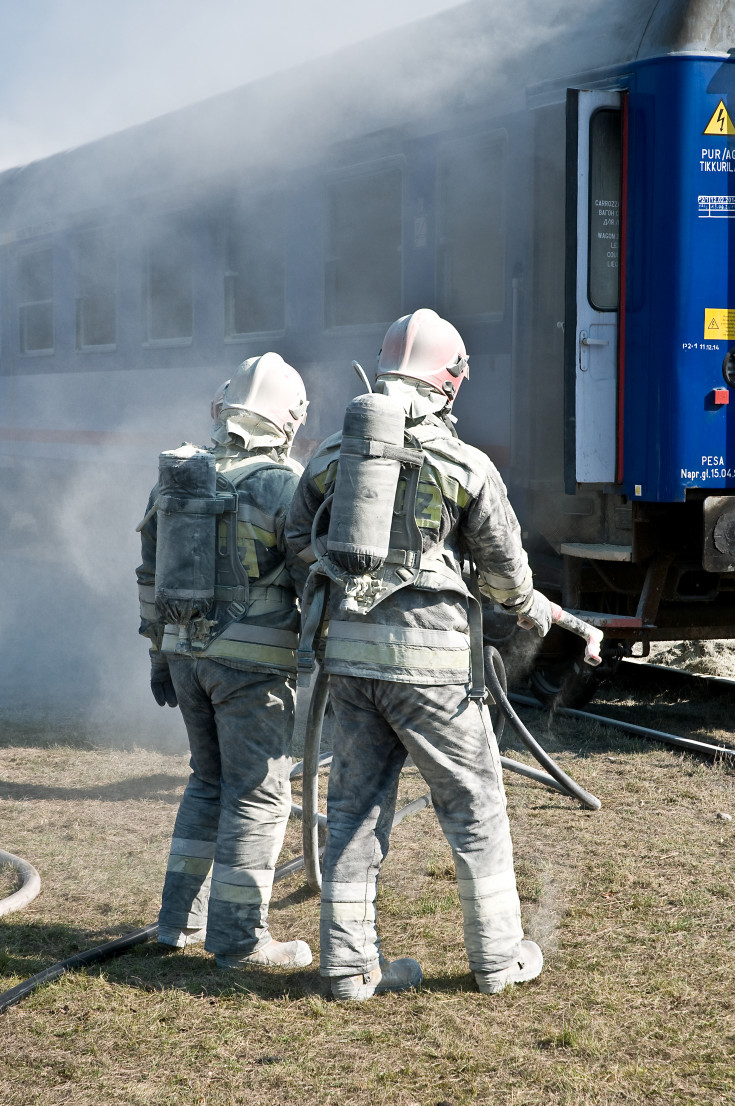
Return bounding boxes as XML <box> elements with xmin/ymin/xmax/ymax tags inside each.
<box><xmin>516</xmin><ymin>589</ymin><xmax>552</xmax><ymax>638</ymax></box>
<box><xmin>150</xmin><ymin>654</ymin><xmax>178</xmax><ymax>708</ymax></box>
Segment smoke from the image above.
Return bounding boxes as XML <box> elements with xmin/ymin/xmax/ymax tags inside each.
<box><xmin>0</xmin><ymin>342</ymin><xmax>343</xmax><ymax>752</ymax></box>
<box><xmin>0</xmin><ymin>0</ymin><xmax>468</xmax><ymax>172</ymax></box>
<box><xmin>0</xmin><ymin>351</ymin><xmax>347</xmax><ymax>752</ymax></box>
<box><xmin>0</xmin><ymin>0</ymin><xmax>587</xmax><ymax>754</ymax></box>
<box><xmin>0</xmin><ymin>370</ymin><xmax>224</xmax><ymax>751</ymax></box>
<box><xmin>2</xmin><ymin>0</ymin><xmax>730</xmax><ymax>753</ymax></box>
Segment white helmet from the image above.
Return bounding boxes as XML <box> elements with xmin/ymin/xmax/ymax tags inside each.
<box><xmin>220</xmin><ymin>353</ymin><xmax>308</xmax><ymax>447</ymax></box>
<box><xmin>377</xmin><ymin>309</ymin><xmax>468</xmax><ymax>404</ymax></box>
<box><xmin>210</xmin><ymin>379</ymin><xmax>231</xmax><ymax>422</ymax></box>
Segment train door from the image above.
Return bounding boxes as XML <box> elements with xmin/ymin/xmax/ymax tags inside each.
<box><xmin>565</xmin><ymin>89</ymin><xmax>624</xmax><ymax>488</ymax></box>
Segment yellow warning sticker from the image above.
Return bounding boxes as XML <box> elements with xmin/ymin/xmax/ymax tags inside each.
<box><xmin>703</xmin><ymin>101</ymin><xmax>735</xmax><ymax>136</ymax></box>
<box><xmin>704</xmin><ymin>308</ymin><xmax>735</xmax><ymax>340</ymax></box>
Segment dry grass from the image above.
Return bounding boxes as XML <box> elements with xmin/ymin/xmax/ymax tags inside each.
<box><xmin>645</xmin><ymin>640</ymin><xmax>735</xmax><ymax>679</ymax></box>
<box><xmin>1</xmin><ymin>687</ymin><xmax>734</xmax><ymax>1105</ymax></box>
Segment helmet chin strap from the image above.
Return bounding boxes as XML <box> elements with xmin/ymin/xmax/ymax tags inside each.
<box><xmin>375</xmin><ymin>376</ymin><xmax>449</xmax><ymax>420</ymax></box>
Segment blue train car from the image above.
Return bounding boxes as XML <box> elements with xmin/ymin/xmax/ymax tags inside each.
<box><xmin>0</xmin><ymin>0</ymin><xmax>733</xmax><ymax>708</ymax></box>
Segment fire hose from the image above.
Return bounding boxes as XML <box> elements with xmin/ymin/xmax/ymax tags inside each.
<box><xmin>299</xmin><ymin>607</ymin><xmax>603</xmax><ymax>890</ymax></box>
<box><xmin>0</xmin><ymin>605</ymin><xmax>602</xmax><ymax>1011</ymax></box>
<box><xmin>0</xmin><ymin>746</ymin><xmax>432</xmax><ymax>1014</ymax></box>
<box><xmin>0</xmin><ymin>850</ymin><xmax>41</xmax><ymax>918</ymax></box>
<box><xmin>484</xmin><ymin>646</ymin><xmax>601</xmax><ymax>812</ymax></box>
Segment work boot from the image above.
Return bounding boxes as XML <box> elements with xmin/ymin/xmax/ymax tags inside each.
<box><xmin>215</xmin><ymin>938</ymin><xmax>312</xmax><ymax>970</ymax></box>
<box><xmin>157</xmin><ymin>924</ymin><xmax>206</xmax><ymax>948</ymax></box>
<box><xmin>330</xmin><ymin>956</ymin><xmax>423</xmax><ymax>1001</ymax></box>
<box><xmin>474</xmin><ymin>940</ymin><xmax>543</xmax><ymax>994</ymax></box>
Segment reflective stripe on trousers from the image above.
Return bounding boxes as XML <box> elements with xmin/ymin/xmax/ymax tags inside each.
<box><xmin>159</xmin><ymin>657</ymin><xmax>293</xmax><ymax>956</ymax></box>
<box><xmin>319</xmin><ymin>677</ymin><xmax>523</xmax><ymax>976</ymax></box>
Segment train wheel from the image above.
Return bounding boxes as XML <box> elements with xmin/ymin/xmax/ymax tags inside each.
<box><xmin>528</xmin><ymin>636</ymin><xmax>621</xmax><ymax>708</ymax></box>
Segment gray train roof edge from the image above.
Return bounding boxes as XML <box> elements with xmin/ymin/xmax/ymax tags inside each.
<box><xmin>0</xmin><ymin>0</ymin><xmax>732</xmax><ymax>228</ymax></box>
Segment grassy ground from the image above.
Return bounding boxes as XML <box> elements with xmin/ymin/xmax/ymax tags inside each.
<box><xmin>1</xmin><ymin>683</ymin><xmax>734</xmax><ymax>1105</ymax></box>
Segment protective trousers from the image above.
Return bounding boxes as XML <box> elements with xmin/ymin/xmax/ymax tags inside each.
<box><xmin>320</xmin><ymin>676</ymin><xmax>524</xmax><ymax>978</ymax></box>
<box><xmin>159</xmin><ymin>657</ymin><xmax>293</xmax><ymax>957</ymax></box>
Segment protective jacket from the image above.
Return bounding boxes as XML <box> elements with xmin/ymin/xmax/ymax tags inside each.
<box><xmin>137</xmin><ymin>444</ymin><xmax>308</xmax><ymax>675</ymax></box>
<box><xmin>285</xmin><ymin>412</ymin><xmax>533</xmax><ymax>685</ymax></box>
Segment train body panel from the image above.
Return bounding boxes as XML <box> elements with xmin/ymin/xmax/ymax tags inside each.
<box><xmin>623</xmin><ymin>54</ymin><xmax>735</xmax><ymax>503</ymax></box>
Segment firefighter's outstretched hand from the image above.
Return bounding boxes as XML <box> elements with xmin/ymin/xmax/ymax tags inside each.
<box><xmin>516</xmin><ymin>589</ymin><xmax>553</xmax><ymax>638</ymax></box>
<box><xmin>150</xmin><ymin>654</ymin><xmax>178</xmax><ymax>708</ymax></box>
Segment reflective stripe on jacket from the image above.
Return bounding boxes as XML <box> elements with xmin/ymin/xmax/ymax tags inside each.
<box><xmin>323</xmin><ymin>622</ymin><xmax>471</xmax><ymax>680</ymax></box>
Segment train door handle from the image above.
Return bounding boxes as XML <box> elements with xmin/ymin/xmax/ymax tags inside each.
<box><xmin>579</xmin><ymin>331</ymin><xmax>609</xmax><ymax>347</ymax></box>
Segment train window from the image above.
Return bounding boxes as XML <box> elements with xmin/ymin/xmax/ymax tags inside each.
<box><xmin>437</xmin><ymin>136</ymin><xmax>506</xmax><ymax>318</ymax></box>
<box><xmin>75</xmin><ymin>227</ymin><xmax>116</xmax><ymax>349</ymax></box>
<box><xmin>587</xmin><ymin>109</ymin><xmax>622</xmax><ymax>312</ymax></box>
<box><xmin>225</xmin><ymin>192</ymin><xmax>285</xmax><ymax>336</ymax></box>
<box><xmin>325</xmin><ymin>166</ymin><xmax>402</xmax><ymax>328</ymax></box>
<box><xmin>144</xmin><ymin>213</ymin><xmax>193</xmax><ymax>343</ymax></box>
<box><xmin>18</xmin><ymin>247</ymin><xmax>53</xmax><ymax>353</ymax></box>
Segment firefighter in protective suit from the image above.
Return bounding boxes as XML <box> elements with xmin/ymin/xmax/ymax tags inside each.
<box><xmin>285</xmin><ymin>309</ymin><xmax>551</xmax><ymax>1000</ymax></box>
<box><xmin>136</xmin><ymin>354</ymin><xmax>312</xmax><ymax>969</ymax></box>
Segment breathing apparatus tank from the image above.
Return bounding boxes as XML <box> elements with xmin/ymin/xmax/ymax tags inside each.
<box><xmin>154</xmin><ymin>445</ymin><xmax>218</xmax><ymax>648</ymax></box>
<box><xmin>326</xmin><ymin>393</ymin><xmax>406</xmax><ymax>575</ymax></box>
<box><xmin>315</xmin><ymin>392</ymin><xmax>424</xmax><ymax>614</ymax></box>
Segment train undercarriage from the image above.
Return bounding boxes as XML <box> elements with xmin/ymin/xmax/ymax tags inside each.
<box><xmin>492</xmin><ymin>495</ymin><xmax>735</xmax><ymax>706</ymax></box>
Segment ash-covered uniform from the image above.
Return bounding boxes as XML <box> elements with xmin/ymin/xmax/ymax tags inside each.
<box><xmin>137</xmin><ymin>444</ymin><xmax>308</xmax><ymax>958</ymax></box>
<box><xmin>286</xmin><ymin>413</ymin><xmax>534</xmax><ymax>981</ymax></box>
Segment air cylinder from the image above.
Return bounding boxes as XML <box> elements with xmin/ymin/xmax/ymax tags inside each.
<box><xmin>327</xmin><ymin>393</ymin><xmax>405</xmax><ymax>575</ymax></box>
<box><xmin>155</xmin><ymin>446</ymin><xmax>217</xmax><ymax>625</ymax></box>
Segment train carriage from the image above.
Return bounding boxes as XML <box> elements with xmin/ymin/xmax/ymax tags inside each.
<box><xmin>0</xmin><ymin>0</ymin><xmax>733</xmax><ymax>706</ymax></box>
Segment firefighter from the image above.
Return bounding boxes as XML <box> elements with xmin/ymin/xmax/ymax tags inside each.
<box><xmin>136</xmin><ymin>354</ymin><xmax>312</xmax><ymax>969</ymax></box>
<box><xmin>285</xmin><ymin>310</ymin><xmax>549</xmax><ymax>1000</ymax></box>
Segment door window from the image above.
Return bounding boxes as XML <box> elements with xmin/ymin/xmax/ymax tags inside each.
<box><xmin>588</xmin><ymin>109</ymin><xmax>622</xmax><ymax>312</ymax></box>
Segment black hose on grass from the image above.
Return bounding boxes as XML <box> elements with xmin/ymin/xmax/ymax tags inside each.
<box><xmin>498</xmin><ymin>755</ymin><xmax>571</xmax><ymax>795</ymax></box>
<box><xmin>481</xmin><ymin>646</ymin><xmax>571</xmax><ymax>795</ymax></box>
<box><xmin>484</xmin><ymin>648</ymin><xmax>602</xmax><ymax>811</ymax></box>
<box><xmin>0</xmin><ymin>719</ymin><xmax>432</xmax><ymax>1013</ymax></box>
<box><xmin>0</xmin><ymin>923</ymin><xmax>159</xmax><ymax>1013</ymax></box>
<box><xmin>0</xmin><ymin>825</ymin><xmax>330</xmax><ymax>1015</ymax></box>
<box><xmin>512</xmin><ymin>692</ymin><xmax>735</xmax><ymax>761</ymax></box>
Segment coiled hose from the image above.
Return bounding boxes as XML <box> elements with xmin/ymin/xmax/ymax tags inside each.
<box><xmin>0</xmin><ymin>850</ymin><xmax>41</xmax><ymax>918</ymax></box>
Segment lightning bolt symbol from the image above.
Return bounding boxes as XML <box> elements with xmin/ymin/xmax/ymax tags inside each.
<box><xmin>717</xmin><ymin>107</ymin><xmax>726</xmax><ymax>132</ymax></box>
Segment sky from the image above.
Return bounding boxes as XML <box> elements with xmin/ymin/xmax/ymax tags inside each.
<box><xmin>0</xmin><ymin>0</ymin><xmax>466</xmax><ymax>171</ymax></box>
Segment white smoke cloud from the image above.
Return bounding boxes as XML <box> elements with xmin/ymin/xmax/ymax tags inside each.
<box><xmin>4</xmin><ymin>0</ymin><xmax>717</xmax><ymax>750</ymax></box>
<box><xmin>0</xmin><ymin>0</ymin><xmax>466</xmax><ymax>171</ymax></box>
<box><xmin>0</xmin><ymin>374</ymin><xmax>215</xmax><ymax>751</ymax></box>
